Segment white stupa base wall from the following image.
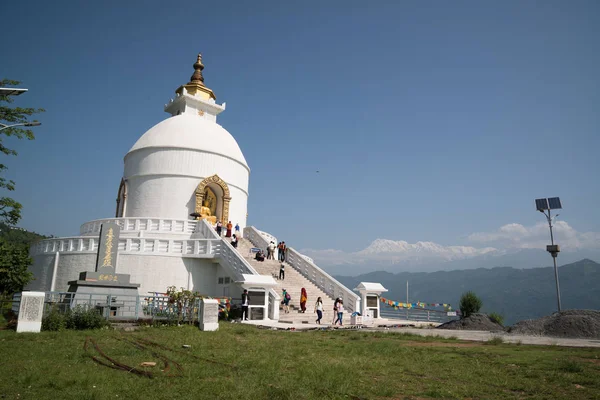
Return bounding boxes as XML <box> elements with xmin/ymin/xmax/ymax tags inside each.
<box><xmin>28</xmin><ymin>252</ymin><xmax>240</xmax><ymax>297</ymax></box>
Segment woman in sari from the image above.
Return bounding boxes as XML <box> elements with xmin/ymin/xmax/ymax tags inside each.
<box><xmin>300</xmin><ymin>288</ymin><xmax>308</xmax><ymax>313</ymax></box>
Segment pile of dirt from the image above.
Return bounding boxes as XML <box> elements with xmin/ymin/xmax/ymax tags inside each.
<box><xmin>508</xmin><ymin>309</ymin><xmax>600</xmax><ymax>339</ymax></box>
<box><xmin>437</xmin><ymin>313</ymin><xmax>505</xmax><ymax>332</ymax></box>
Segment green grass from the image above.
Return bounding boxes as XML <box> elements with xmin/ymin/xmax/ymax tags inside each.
<box><xmin>1</xmin><ymin>323</ymin><xmax>599</xmax><ymax>399</ymax></box>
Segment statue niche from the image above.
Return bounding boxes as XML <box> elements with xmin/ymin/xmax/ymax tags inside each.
<box><xmin>199</xmin><ymin>187</ymin><xmax>217</xmax><ymax>224</ymax></box>
<box><xmin>194</xmin><ymin>174</ymin><xmax>232</xmax><ymax>225</ymax></box>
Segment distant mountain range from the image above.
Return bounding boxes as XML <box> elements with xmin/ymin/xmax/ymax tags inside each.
<box><xmin>302</xmin><ymin>238</ymin><xmax>600</xmax><ymax>275</ymax></box>
<box><xmin>334</xmin><ymin>259</ymin><xmax>600</xmax><ymax>325</ymax></box>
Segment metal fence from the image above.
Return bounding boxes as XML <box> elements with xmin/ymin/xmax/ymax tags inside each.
<box><xmin>3</xmin><ymin>292</ymin><xmax>232</xmax><ymax>323</ymax></box>
<box><xmin>379</xmin><ymin>303</ymin><xmax>459</xmax><ymax>324</ymax></box>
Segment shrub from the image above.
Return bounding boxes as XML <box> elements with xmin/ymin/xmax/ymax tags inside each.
<box><xmin>42</xmin><ymin>306</ymin><xmax>109</xmax><ymax>331</ymax></box>
<box><xmin>459</xmin><ymin>291</ymin><xmax>482</xmax><ymax>318</ymax></box>
<box><xmin>42</xmin><ymin>309</ymin><xmax>66</xmax><ymax>331</ymax></box>
<box><xmin>66</xmin><ymin>306</ymin><xmax>109</xmax><ymax>330</ymax></box>
<box><xmin>488</xmin><ymin>312</ymin><xmax>504</xmax><ymax>326</ymax></box>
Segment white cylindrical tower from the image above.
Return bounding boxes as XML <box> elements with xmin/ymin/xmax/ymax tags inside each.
<box><xmin>121</xmin><ymin>54</ymin><xmax>249</xmax><ymax>229</ymax></box>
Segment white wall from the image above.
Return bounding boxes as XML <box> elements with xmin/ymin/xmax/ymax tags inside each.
<box><xmin>28</xmin><ymin>252</ymin><xmax>226</xmax><ymax>296</ymax></box>
<box><xmin>123</xmin><ymin>148</ymin><xmax>249</xmax><ymax>228</ymax></box>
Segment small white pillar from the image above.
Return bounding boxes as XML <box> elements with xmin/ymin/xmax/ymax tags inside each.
<box><xmin>198</xmin><ymin>298</ymin><xmax>219</xmax><ymax>331</ymax></box>
<box><xmin>16</xmin><ymin>291</ymin><xmax>46</xmax><ymax>333</ymax></box>
<box><xmin>353</xmin><ymin>282</ymin><xmax>388</xmax><ymax>320</ymax></box>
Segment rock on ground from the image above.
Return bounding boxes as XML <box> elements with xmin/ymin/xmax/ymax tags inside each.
<box><xmin>437</xmin><ymin>313</ymin><xmax>504</xmax><ymax>332</ymax></box>
<box><xmin>508</xmin><ymin>309</ymin><xmax>600</xmax><ymax>339</ymax></box>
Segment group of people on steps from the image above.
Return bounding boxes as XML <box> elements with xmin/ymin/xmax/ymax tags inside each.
<box><xmin>279</xmin><ymin>287</ymin><xmax>345</xmax><ymax>326</ymax></box>
<box><xmin>214</xmin><ymin>221</ymin><xmax>240</xmax><ymax>248</ymax></box>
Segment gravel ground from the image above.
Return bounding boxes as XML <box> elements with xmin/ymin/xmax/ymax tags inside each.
<box><xmin>508</xmin><ymin>309</ymin><xmax>600</xmax><ymax>339</ymax></box>
<box><xmin>436</xmin><ymin>313</ymin><xmax>505</xmax><ymax>332</ymax></box>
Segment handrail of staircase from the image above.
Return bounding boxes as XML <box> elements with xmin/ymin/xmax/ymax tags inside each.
<box><xmin>199</xmin><ymin>219</ymin><xmax>259</xmax><ymax>281</ymax></box>
<box><xmin>243</xmin><ymin>226</ymin><xmax>361</xmax><ymax>314</ymax></box>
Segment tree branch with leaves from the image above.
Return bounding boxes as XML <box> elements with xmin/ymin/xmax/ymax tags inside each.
<box><xmin>0</xmin><ymin>79</ymin><xmax>44</xmax><ymax>225</ymax></box>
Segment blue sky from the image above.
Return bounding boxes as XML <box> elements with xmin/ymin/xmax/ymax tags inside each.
<box><xmin>3</xmin><ymin>0</ymin><xmax>599</xmax><ymax>254</ymax></box>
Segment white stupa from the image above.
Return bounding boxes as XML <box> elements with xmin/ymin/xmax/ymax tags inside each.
<box><xmin>28</xmin><ymin>55</ymin><xmax>267</xmax><ymax>302</ymax></box>
<box><xmin>27</xmin><ymin>55</ymin><xmax>362</xmax><ymax>323</ymax></box>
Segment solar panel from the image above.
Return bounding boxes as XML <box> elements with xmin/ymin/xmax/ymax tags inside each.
<box><xmin>548</xmin><ymin>197</ymin><xmax>562</xmax><ymax>210</ymax></box>
<box><xmin>535</xmin><ymin>198</ymin><xmax>549</xmax><ymax>211</ymax></box>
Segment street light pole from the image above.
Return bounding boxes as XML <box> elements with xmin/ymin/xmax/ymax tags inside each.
<box><xmin>542</xmin><ymin>208</ymin><xmax>562</xmax><ymax>312</ymax></box>
<box><xmin>535</xmin><ymin>197</ymin><xmax>563</xmax><ymax>313</ymax></box>
<box><xmin>0</xmin><ymin>121</ymin><xmax>42</xmax><ymax>132</ymax></box>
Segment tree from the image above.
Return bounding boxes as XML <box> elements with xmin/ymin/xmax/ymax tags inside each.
<box><xmin>459</xmin><ymin>291</ymin><xmax>482</xmax><ymax>318</ymax></box>
<box><xmin>0</xmin><ymin>238</ymin><xmax>33</xmax><ymax>296</ymax></box>
<box><xmin>0</xmin><ymin>79</ymin><xmax>44</xmax><ymax>225</ymax></box>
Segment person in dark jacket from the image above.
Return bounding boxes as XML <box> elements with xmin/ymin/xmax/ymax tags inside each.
<box><xmin>241</xmin><ymin>289</ymin><xmax>250</xmax><ymax>321</ymax></box>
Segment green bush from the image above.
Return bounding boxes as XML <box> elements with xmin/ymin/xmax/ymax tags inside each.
<box><xmin>42</xmin><ymin>306</ymin><xmax>109</xmax><ymax>331</ymax></box>
<box><xmin>488</xmin><ymin>312</ymin><xmax>505</xmax><ymax>326</ymax></box>
<box><xmin>459</xmin><ymin>291</ymin><xmax>482</xmax><ymax>318</ymax></box>
<box><xmin>42</xmin><ymin>309</ymin><xmax>66</xmax><ymax>331</ymax></box>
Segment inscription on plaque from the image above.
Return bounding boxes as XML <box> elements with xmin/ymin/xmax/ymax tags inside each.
<box><xmin>204</xmin><ymin>302</ymin><xmax>219</xmax><ymax>325</ymax></box>
<box><xmin>95</xmin><ymin>223</ymin><xmax>121</xmax><ymax>272</ymax></box>
<box><xmin>22</xmin><ymin>296</ymin><xmax>43</xmax><ymax>321</ymax></box>
<box><xmin>199</xmin><ymin>299</ymin><xmax>219</xmax><ymax>331</ymax></box>
<box><xmin>366</xmin><ymin>295</ymin><xmax>378</xmax><ymax>308</ymax></box>
<box><xmin>17</xmin><ymin>291</ymin><xmax>46</xmax><ymax>333</ymax></box>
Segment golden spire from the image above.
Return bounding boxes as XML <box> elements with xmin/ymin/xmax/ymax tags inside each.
<box><xmin>189</xmin><ymin>54</ymin><xmax>205</xmax><ymax>85</ymax></box>
<box><xmin>176</xmin><ymin>53</ymin><xmax>216</xmax><ymax>100</ymax></box>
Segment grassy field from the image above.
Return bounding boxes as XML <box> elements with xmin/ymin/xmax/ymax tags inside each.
<box><xmin>0</xmin><ymin>323</ymin><xmax>599</xmax><ymax>399</ymax></box>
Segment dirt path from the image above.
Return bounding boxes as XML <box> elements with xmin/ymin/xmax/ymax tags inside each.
<box><xmin>379</xmin><ymin>327</ymin><xmax>600</xmax><ymax>348</ymax></box>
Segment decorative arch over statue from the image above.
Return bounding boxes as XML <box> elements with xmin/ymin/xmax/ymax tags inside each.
<box><xmin>194</xmin><ymin>174</ymin><xmax>232</xmax><ymax>224</ymax></box>
<box><xmin>115</xmin><ymin>178</ymin><xmax>127</xmax><ymax>217</ymax></box>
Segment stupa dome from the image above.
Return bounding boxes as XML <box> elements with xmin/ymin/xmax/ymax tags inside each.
<box><xmin>126</xmin><ymin>114</ymin><xmax>248</xmax><ymax>168</ymax></box>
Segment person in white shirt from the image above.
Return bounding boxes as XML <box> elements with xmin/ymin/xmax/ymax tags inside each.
<box><xmin>241</xmin><ymin>289</ymin><xmax>250</xmax><ymax>321</ymax></box>
<box><xmin>314</xmin><ymin>297</ymin><xmax>323</xmax><ymax>324</ymax></box>
<box><xmin>267</xmin><ymin>241</ymin><xmax>275</xmax><ymax>259</ymax></box>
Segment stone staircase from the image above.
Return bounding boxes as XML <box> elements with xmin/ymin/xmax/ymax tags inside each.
<box><xmin>237</xmin><ymin>238</ymin><xmax>338</xmax><ymax>324</ymax></box>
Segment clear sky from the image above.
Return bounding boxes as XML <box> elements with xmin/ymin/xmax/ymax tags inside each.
<box><xmin>3</xmin><ymin>0</ymin><xmax>599</xmax><ymax>254</ymax></box>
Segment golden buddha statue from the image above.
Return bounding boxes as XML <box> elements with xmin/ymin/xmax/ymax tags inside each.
<box><xmin>200</xmin><ymin>200</ymin><xmax>217</xmax><ymax>224</ymax></box>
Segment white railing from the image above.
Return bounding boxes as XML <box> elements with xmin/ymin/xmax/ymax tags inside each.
<box><xmin>30</xmin><ymin>236</ymin><xmax>220</xmax><ymax>258</ymax></box>
<box><xmin>79</xmin><ymin>218</ymin><xmax>199</xmax><ymax>236</ymax></box>
<box><xmin>217</xmin><ymin>235</ymin><xmax>259</xmax><ymax>281</ymax></box>
<box><xmin>243</xmin><ymin>226</ymin><xmax>361</xmax><ymax>313</ymax></box>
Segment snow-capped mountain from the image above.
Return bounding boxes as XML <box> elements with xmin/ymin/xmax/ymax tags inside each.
<box><xmin>356</xmin><ymin>239</ymin><xmax>497</xmax><ymax>260</ymax></box>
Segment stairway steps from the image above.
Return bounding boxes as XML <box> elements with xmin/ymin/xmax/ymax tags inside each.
<box><xmin>236</xmin><ymin>238</ymin><xmax>340</xmax><ymax>323</ymax></box>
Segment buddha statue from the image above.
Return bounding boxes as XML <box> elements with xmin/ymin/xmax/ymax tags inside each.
<box><xmin>200</xmin><ymin>200</ymin><xmax>217</xmax><ymax>224</ymax></box>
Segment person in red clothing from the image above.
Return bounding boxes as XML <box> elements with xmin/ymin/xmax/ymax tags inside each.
<box><xmin>226</xmin><ymin>221</ymin><xmax>233</xmax><ymax>237</ymax></box>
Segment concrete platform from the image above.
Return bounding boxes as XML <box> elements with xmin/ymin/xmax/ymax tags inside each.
<box><xmin>239</xmin><ymin>319</ymin><xmax>600</xmax><ymax>347</ymax></box>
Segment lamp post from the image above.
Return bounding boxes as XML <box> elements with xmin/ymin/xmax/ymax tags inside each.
<box><xmin>1</xmin><ymin>87</ymin><xmax>42</xmax><ymax>132</ymax></box>
<box><xmin>535</xmin><ymin>197</ymin><xmax>563</xmax><ymax>312</ymax></box>
<box><xmin>0</xmin><ymin>121</ymin><xmax>42</xmax><ymax>132</ymax></box>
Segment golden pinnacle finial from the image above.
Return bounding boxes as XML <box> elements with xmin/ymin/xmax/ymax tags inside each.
<box><xmin>190</xmin><ymin>53</ymin><xmax>205</xmax><ymax>85</ymax></box>
<box><xmin>176</xmin><ymin>53</ymin><xmax>216</xmax><ymax>100</ymax></box>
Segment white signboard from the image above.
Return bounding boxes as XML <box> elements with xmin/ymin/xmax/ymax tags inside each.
<box><xmin>447</xmin><ymin>311</ymin><xmax>457</xmax><ymax>317</ymax></box>
<box><xmin>199</xmin><ymin>299</ymin><xmax>219</xmax><ymax>331</ymax></box>
<box><xmin>17</xmin><ymin>292</ymin><xmax>46</xmax><ymax>333</ymax></box>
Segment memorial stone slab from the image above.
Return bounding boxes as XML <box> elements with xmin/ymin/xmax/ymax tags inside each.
<box><xmin>198</xmin><ymin>299</ymin><xmax>219</xmax><ymax>331</ymax></box>
<box><xmin>16</xmin><ymin>291</ymin><xmax>46</xmax><ymax>333</ymax></box>
<box><xmin>96</xmin><ymin>222</ymin><xmax>121</xmax><ymax>272</ymax></box>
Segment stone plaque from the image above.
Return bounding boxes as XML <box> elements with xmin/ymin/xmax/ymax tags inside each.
<box><xmin>248</xmin><ymin>291</ymin><xmax>265</xmax><ymax>306</ymax></box>
<box><xmin>17</xmin><ymin>292</ymin><xmax>46</xmax><ymax>333</ymax></box>
<box><xmin>366</xmin><ymin>295</ymin><xmax>378</xmax><ymax>308</ymax></box>
<box><xmin>95</xmin><ymin>222</ymin><xmax>121</xmax><ymax>272</ymax></box>
<box><xmin>250</xmin><ymin>307</ymin><xmax>264</xmax><ymax>321</ymax></box>
<box><xmin>198</xmin><ymin>299</ymin><xmax>219</xmax><ymax>331</ymax></box>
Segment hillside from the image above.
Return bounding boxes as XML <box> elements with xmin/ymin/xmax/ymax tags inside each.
<box><xmin>335</xmin><ymin>259</ymin><xmax>600</xmax><ymax>325</ymax></box>
<box><xmin>0</xmin><ymin>222</ymin><xmax>50</xmax><ymax>246</ymax></box>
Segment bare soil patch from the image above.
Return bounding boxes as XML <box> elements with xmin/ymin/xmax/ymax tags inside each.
<box><xmin>437</xmin><ymin>313</ymin><xmax>505</xmax><ymax>332</ymax></box>
<box><xmin>508</xmin><ymin>309</ymin><xmax>600</xmax><ymax>339</ymax></box>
